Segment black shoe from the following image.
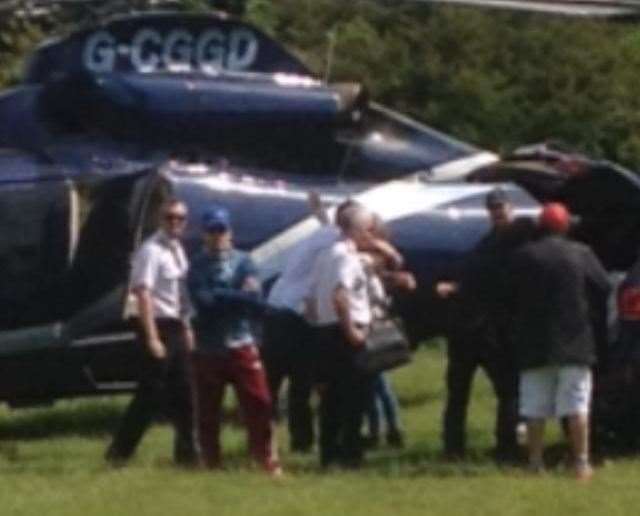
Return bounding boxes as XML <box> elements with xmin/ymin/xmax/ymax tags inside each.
<box><xmin>105</xmin><ymin>447</ymin><xmax>129</xmax><ymax>468</ymax></box>
<box><xmin>320</xmin><ymin>450</ymin><xmax>340</xmax><ymax>469</ymax></box>
<box><xmin>494</xmin><ymin>446</ymin><xmax>522</xmax><ymax>465</ymax></box>
<box><xmin>363</xmin><ymin>434</ymin><xmax>380</xmax><ymax>450</ymax></box>
<box><xmin>386</xmin><ymin>429</ymin><xmax>405</xmax><ymax>449</ymax></box>
<box><xmin>340</xmin><ymin>456</ymin><xmax>364</xmax><ymax>470</ymax></box>
<box><xmin>291</xmin><ymin>442</ymin><xmax>313</xmax><ymax>454</ymax></box>
<box><xmin>442</xmin><ymin>449</ymin><xmax>466</xmax><ymax>462</ymax></box>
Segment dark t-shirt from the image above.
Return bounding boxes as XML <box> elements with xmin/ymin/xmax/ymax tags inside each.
<box><xmin>454</xmin><ymin>218</ymin><xmax>535</xmax><ymax>336</ymax></box>
<box><xmin>508</xmin><ymin>234</ymin><xmax>610</xmax><ymax>371</ymax></box>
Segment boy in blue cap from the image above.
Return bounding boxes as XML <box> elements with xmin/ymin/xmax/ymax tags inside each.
<box><xmin>188</xmin><ymin>205</ymin><xmax>281</xmax><ymax>475</ymax></box>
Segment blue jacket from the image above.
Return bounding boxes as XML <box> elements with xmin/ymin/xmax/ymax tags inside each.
<box><xmin>188</xmin><ymin>248</ymin><xmax>264</xmax><ymax>353</ymax></box>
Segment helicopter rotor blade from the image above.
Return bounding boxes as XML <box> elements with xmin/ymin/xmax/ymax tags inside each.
<box><xmin>412</xmin><ymin>0</ymin><xmax>640</xmax><ymax>19</ymax></box>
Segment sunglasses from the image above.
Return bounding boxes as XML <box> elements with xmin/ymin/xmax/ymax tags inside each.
<box><xmin>205</xmin><ymin>224</ymin><xmax>229</xmax><ymax>233</ymax></box>
<box><xmin>164</xmin><ymin>212</ymin><xmax>187</xmax><ymax>222</ymax></box>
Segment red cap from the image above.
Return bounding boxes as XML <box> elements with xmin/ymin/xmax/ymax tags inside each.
<box><xmin>539</xmin><ymin>202</ymin><xmax>570</xmax><ymax>233</ymax></box>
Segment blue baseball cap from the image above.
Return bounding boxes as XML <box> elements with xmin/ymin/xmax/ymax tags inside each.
<box><xmin>201</xmin><ymin>206</ymin><xmax>231</xmax><ymax>232</ymax></box>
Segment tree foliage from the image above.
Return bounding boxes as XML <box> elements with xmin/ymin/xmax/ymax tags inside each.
<box><xmin>2</xmin><ymin>0</ymin><xmax>640</xmax><ymax>167</ymax></box>
<box><xmin>245</xmin><ymin>0</ymin><xmax>640</xmax><ymax>168</ymax></box>
<box><xmin>0</xmin><ymin>16</ymin><xmax>43</xmax><ymax>86</ymax></box>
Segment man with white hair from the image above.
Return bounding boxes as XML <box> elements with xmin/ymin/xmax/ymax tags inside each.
<box><xmin>307</xmin><ymin>205</ymin><xmax>376</xmax><ymax>468</ymax></box>
<box><xmin>262</xmin><ymin>198</ymin><xmax>361</xmax><ymax>453</ymax></box>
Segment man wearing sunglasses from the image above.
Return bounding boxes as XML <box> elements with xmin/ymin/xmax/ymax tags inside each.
<box><xmin>106</xmin><ymin>198</ymin><xmax>199</xmax><ymax>466</ymax></box>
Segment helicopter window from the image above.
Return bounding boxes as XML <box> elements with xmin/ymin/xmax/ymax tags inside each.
<box><xmin>340</xmin><ymin>105</ymin><xmax>479</xmax><ymax>181</ymax></box>
<box><xmin>0</xmin><ymin>180</ymin><xmax>72</xmax><ymax>329</ymax></box>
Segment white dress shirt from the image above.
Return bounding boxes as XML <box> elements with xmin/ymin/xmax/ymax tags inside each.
<box><xmin>308</xmin><ymin>239</ymin><xmax>372</xmax><ymax>327</ymax></box>
<box><xmin>130</xmin><ymin>230</ymin><xmax>192</xmax><ymax>320</ymax></box>
<box><xmin>268</xmin><ymin>226</ymin><xmax>339</xmax><ymax>313</ymax></box>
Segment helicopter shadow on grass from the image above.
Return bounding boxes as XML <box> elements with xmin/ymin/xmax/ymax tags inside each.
<box><xmin>0</xmin><ymin>395</ymin><xmax>248</xmax><ymax>441</ymax></box>
<box><xmin>0</xmin><ymin>399</ymin><xmax>125</xmax><ymax>441</ymax></box>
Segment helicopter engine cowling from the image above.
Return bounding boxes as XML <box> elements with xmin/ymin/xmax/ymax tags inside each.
<box><xmin>38</xmin><ymin>72</ymin><xmax>367</xmax><ymax>145</ymax></box>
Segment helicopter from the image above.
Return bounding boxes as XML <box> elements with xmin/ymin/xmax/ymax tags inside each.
<box><xmin>0</xmin><ymin>7</ymin><xmax>639</xmax><ymax>409</ymax></box>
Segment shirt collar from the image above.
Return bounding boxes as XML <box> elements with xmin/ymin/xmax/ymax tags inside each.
<box><xmin>338</xmin><ymin>236</ymin><xmax>358</xmax><ymax>254</ymax></box>
<box><xmin>205</xmin><ymin>248</ymin><xmax>234</xmax><ymax>261</ymax></box>
<box><xmin>155</xmin><ymin>229</ymin><xmax>180</xmax><ymax>248</ymax></box>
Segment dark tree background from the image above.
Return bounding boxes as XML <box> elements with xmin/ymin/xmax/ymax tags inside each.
<box><xmin>2</xmin><ymin>0</ymin><xmax>640</xmax><ymax>167</ymax></box>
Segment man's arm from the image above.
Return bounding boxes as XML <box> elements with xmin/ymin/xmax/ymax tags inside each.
<box><xmin>584</xmin><ymin>247</ymin><xmax>611</xmax><ymax>298</ymax></box>
<box><xmin>308</xmin><ymin>191</ymin><xmax>331</xmax><ymax>226</ymax></box>
<box><xmin>188</xmin><ymin>254</ymin><xmax>266</xmax><ymax>318</ymax></box>
<box><xmin>359</xmin><ymin>234</ymin><xmax>404</xmax><ymax>271</ymax></box>
<box><xmin>334</xmin><ymin>286</ymin><xmax>367</xmax><ymax>348</ymax></box>
<box><xmin>134</xmin><ymin>286</ymin><xmax>166</xmax><ymax>360</ymax></box>
<box><xmin>582</xmin><ymin>247</ymin><xmax>611</xmax><ymax>362</ymax></box>
<box><xmin>130</xmin><ymin>245</ymin><xmax>166</xmax><ymax>359</ymax></box>
<box><xmin>187</xmin><ymin>256</ymin><xmax>215</xmax><ymax>308</ymax></box>
<box><xmin>239</xmin><ymin>255</ymin><xmax>262</xmax><ymax>297</ymax></box>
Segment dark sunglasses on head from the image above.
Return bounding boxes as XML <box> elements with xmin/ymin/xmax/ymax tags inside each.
<box><xmin>164</xmin><ymin>212</ymin><xmax>187</xmax><ymax>222</ymax></box>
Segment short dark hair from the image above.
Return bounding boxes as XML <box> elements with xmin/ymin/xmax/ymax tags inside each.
<box><xmin>485</xmin><ymin>188</ymin><xmax>509</xmax><ymax>209</ymax></box>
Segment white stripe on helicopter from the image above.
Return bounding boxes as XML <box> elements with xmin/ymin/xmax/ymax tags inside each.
<box><xmin>250</xmin><ymin>159</ymin><xmax>537</xmax><ymax>280</ymax></box>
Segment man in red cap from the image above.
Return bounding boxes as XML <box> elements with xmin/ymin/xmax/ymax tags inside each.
<box><xmin>539</xmin><ymin>202</ymin><xmax>571</xmax><ymax>234</ymax></box>
<box><xmin>508</xmin><ymin>202</ymin><xmax>610</xmax><ymax>480</ymax></box>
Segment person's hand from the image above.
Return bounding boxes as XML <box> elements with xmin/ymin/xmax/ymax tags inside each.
<box><xmin>308</xmin><ymin>191</ymin><xmax>323</xmax><ymax>213</ymax></box>
<box><xmin>347</xmin><ymin>325</ymin><xmax>367</xmax><ymax>348</ymax></box>
<box><xmin>148</xmin><ymin>337</ymin><xmax>167</xmax><ymax>360</ymax></box>
<box><xmin>243</xmin><ymin>277</ymin><xmax>261</xmax><ymax>292</ymax></box>
<box><xmin>436</xmin><ymin>281</ymin><xmax>458</xmax><ymax>299</ymax></box>
<box><xmin>183</xmin><ymin>327</ymin><xmax>196</xmax><ymax>353</ymax></box>
<box><xmin>363</xmin><ymin>238</ymin><xmax>403</xmax><ymax>269</ymax></box>
<box><xmin>390</xmin><ymin>271</ymin><xmax>417</xmax><ymax>291</ymax></box>
<box><xmin>359</xmin><ymin>253</ymin><xmax>376</xmax><ymax>273</ymax></box>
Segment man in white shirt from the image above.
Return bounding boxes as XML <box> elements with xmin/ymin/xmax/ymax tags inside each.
<box><xmin>308</xmin><ymin>206</ymin><xmax>376</xmax><ymax>468</ymax></box>
<box><xmin>262</xmin><ymin>199</ymin><xmax>358</xmax><ymax>453</ymax></box>
<box><xmin>105</xmin><ymin>198</ymin><xmax>199</xmax><ymax>467</ymax></box>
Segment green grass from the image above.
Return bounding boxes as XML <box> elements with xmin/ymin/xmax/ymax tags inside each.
<box><xmin>0</xmin><ymin>345</ymin><xmax>639</xmax><ymax>516</ymax></box>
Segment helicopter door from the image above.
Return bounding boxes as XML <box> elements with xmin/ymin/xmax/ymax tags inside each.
<box><xmin>0</xmin><ymin>179</ymin><xmax>74</xmax><ymax>330</ymax></box>
<box><xmin>64</xmin><ymin>170</ymin><xmax>171</xmax><ymax>392</ymax></box>
<box><xmin>63</xmin><ymin>169</ymin><xmax>170</xmax><ymax>332</ymax></box>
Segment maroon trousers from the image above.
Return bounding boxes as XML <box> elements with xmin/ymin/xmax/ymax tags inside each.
<box><xmin>192</xmin><ymin>346</ymin><xmax>277</xmax><ymax>471</ymax></box>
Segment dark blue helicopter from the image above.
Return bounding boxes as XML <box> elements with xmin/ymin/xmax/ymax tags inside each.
<box><xmin>0</xmin><ymin>11</ymin><xmax>637</xmax><ymax>406</ymax></box>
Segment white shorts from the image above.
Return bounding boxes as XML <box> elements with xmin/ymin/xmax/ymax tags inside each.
<box><xmin>519</xmin><ymin>365</ymin><xmax>592</xmax><ymax>419</ymax></box>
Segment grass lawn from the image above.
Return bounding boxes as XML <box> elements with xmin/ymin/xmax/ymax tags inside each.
<box><xmin>0</xmin><ymin>344</ymin><xmax>639</xmax><ymax>516</ymax></box>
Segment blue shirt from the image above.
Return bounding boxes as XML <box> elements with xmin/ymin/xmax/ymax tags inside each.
<box><xmin>188</xmin><ymin>248</ymin><xmax>261</xmax><ymax>353</ymax></box>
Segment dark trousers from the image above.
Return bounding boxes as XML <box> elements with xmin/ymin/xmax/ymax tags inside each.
<box><xmin>315</xmin><ymin>325</ymin><xmax>371</xmax><ymax>468</ymax></box>
<box><xmin>106</xmin><ymin>319</ymin><xmax>198</xmax><ymax>465</ymax></box>
<box><xmin>192</xmin><ymin>346</ymin><xmax>277</xmax><ymax>471</ymax></box>
<box><xmin>262</xmin><ymin>309</ymin><xmax>315</xmax><ymax>451</ymax></box>
<box><xmin>443</xmin><ymin>331</ymin><xmax>519</xmax><ymax>459</ymax></box>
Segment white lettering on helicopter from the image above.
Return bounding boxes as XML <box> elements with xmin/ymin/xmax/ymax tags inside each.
<box><xmin>82</xmin><ymin>27</ymin><xmax>259</xmax><ymax>74</ymax></box>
